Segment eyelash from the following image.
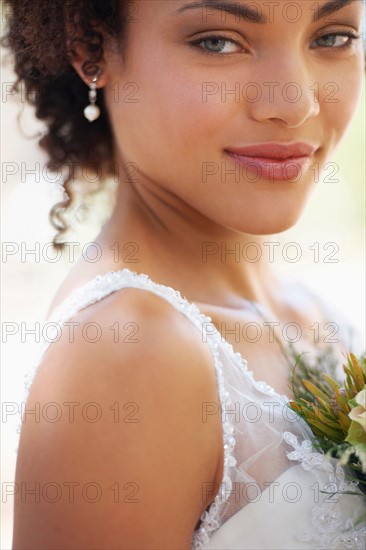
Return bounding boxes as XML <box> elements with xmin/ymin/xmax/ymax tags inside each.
<box><xmin>310</xmin><ymin>31</ymin><xmax>361</xmax><ymax>49</ymax></box>
<box><xmin>189</xmin><ymin>31</ymin><xmax>361</xmax><ymax>55</ymax></box>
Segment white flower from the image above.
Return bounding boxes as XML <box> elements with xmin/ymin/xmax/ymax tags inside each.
<box><xmin>348</xmin><ymin>388</ymin><xmax>366</xmax><ymax>432</ymax></box>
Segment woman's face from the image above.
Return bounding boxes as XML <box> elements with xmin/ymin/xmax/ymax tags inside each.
<box><xmin>103</xmin><ymin>0</ymin><xmax>364</xmax><ymax>234</ymax></box>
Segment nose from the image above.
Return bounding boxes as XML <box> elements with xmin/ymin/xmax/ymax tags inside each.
<box><xmin>246</xmin><ymin>59</ymin><xmax>320</xmax><ymax>128</ymax></box>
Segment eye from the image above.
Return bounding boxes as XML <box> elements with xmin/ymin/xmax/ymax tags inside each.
<box><xmin>190</xmin><ymin>34</ymin><xmax>242</xmax><ymax>54</ymax></box>
<box><xmin>311</xmin><ymin>31</ymin><xmax>360</xmax><ymax>49</ymax></box>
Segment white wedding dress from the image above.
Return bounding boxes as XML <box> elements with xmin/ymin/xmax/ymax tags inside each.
<box><xmin>15</xmin><ymin>268</ymin><xmax>366</xmax><ymax>550</ymax></box>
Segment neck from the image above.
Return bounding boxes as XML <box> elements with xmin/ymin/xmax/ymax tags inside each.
<box><xmin>95</xmin><ymin>164</ymin><xmax>284</xmax><ymax>310</ymax></box>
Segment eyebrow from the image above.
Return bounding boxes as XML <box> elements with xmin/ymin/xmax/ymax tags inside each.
<box><xmin>174</xmin><ymin>0</ymin><xmax>356</xmax><ymax>23</ymax></box>
<box><xmin>316</xmin><ymin>0</ymin><xmax>355</xmax><ymax>20</ymax></box>
<box><xmin>175</xmin><ymin>1</ymin><xmax>266</xmax><ymax>23</ymax></box>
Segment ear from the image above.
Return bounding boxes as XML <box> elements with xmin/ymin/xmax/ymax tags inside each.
<box><xmin>64</xmin><ymin>8</ymin><xmax>109</xmax><ymax>88</ymax></box>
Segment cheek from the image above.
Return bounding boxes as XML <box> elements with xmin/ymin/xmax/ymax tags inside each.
<box><xmin>319</xmin><ymin>57</ymin><xmax>364</xmax><ymax>146</ymax></box>
<box><xmin>106</xmin><ymin>53</ymin><xmax>227</xmax><ymax>171</ymax></box>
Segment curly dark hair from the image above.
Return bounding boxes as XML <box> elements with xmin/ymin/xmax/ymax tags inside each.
<box><xmin>2</xmin><ymin>0</ymin><xmax>131</xmax><ymax>250</ymax></box>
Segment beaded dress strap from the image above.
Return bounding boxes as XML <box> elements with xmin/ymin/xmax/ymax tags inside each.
<box><xmin>16</xmin><ymin>268</ymin><xmax>240</xmax><ymax>547</ymax></box>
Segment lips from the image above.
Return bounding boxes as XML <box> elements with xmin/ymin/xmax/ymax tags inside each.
<box><xmin>224</xmin><ymin>142</ymin><xmax>318</xmax><ymax>181</ymax></box>
<box><xmin>225</xmin><ymin>142</ymin><xmax>318</xmax><ymax>160</ymax></box>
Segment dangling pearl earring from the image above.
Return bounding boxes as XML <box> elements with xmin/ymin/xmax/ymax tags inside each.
<box><xmin>84</xmin><ymin>75</ymin><xmax>100</xmax><ymax>122</ymax></box>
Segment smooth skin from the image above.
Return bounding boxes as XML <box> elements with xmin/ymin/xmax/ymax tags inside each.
<box><xmin>13</xmin><ymin>290</ymin><xmax>223</xmax><ymax>549</ymax></box>
<box><xmin>13</xmin><ymin>1</ymin><xmax>365</xmax><ymax>548</ymax></box>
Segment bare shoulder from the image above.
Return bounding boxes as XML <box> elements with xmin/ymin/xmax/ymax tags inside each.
<box><xmin>13</xmin><ymin>287</ymin><xmax>223</xmax><ymax>549</ymax></box>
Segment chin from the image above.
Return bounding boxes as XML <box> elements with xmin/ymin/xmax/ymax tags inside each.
<box><xmin>227</xmin><ymin>211</ymin><xmax>304</xmax><ymax>235</ymax></box>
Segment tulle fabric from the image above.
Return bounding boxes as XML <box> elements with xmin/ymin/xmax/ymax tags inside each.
<box><xmin>14</xmin><ymin>268</ymin><xmax>365</xmax><ymax>549</ymax></box>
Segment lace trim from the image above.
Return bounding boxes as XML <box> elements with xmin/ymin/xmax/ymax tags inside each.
<box><xmin>13</xmin><ymin>268</ymin><xmax>236</xmax><ymax>546</ymax></box>
<box><xmin>15</xmin><ymin>267</ymin><xmax>288</xmax><ymax>548</ymax></box>
<box><xmin>283</xmin><ymin>431</ymin><xmax>366</xmax><ymax>549</ymax></box>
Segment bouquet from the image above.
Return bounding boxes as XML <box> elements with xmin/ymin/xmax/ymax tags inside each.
<box><xmin>286</xmin><ymin>350</ymin><xmax>366</xmax><ymax>499</ymax></box>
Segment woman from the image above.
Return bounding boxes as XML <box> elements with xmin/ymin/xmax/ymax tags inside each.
<box><xmin>6</xmin><ymin>0</ymin><xmax>365</xmax><ymax>548</ymax></box>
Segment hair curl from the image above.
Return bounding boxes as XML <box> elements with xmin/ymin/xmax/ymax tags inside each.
<box><xmin>2</xmin><ymin>0</ymin><xmax>131</xmax><ymax>250</ymax></box>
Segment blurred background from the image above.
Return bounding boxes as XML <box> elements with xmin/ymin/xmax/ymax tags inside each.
<box><xmin>1</xmin><ymin>12</ymin><xmax>365</xmax><ymax>550</ymax></box>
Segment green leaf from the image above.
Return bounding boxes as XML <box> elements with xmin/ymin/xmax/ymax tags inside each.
<box><xmin>307</xmin><ymin>419</ymin><xmax>344</xmax><ymax>441</ymax></box>
<box><xmin>345</xmin><ymin>420</ymin><xmax>366</xmax><ymax>445</ymax></box>
<box><xmin>315</xmin><ymin>409</ymin><xmax>344</xmax><ymax>430</ymax></box>
<box><xmin>338</xmin><ymin>410</ymin><xmax>351</xmax><ymax>433</ymax></box>
<box><xmin>347</xmin><ymin>396</ymin><xmax>358</xmax><ymax>408</ymax></box>
<box><xmin>321</xmin><ymin>373</ymin><xmax>340</xmax><ymax>392</ymax></box>
<box><xmin>302</xmin><ymin>380</ymin><xmax>331</xmax><ymax>403</ymax></box>
<box><xmin>349</xmin><ymin>354</ymin><xmax>366</xmax><ymax>387</ymax></box>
